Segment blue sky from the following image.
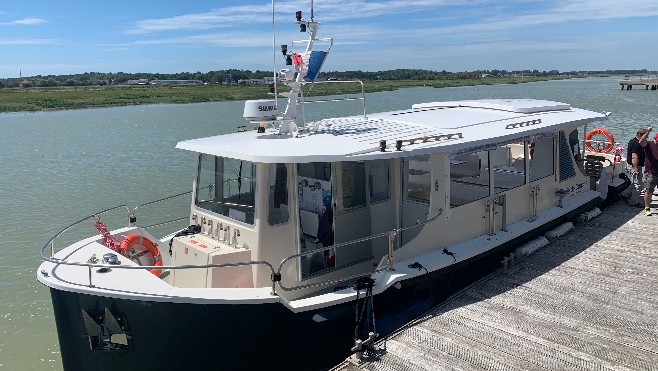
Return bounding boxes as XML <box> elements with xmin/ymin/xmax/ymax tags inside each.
<box><xmin>1</xmin><ymin>0</ymin><xmax>658</xmax><ymax>78</ymax></box>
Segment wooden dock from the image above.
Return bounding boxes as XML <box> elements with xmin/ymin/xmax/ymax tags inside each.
<box><xmin>619</xmin><ymin>78</ymin><xmax>658</xmax><ymax>90</ymax></box>
<box><xmin>334</xmin><ymin>201</ymin><xmax>658</xmax><ymax>371</ymax></box>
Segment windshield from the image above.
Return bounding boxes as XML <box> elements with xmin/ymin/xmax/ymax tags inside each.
<box><xmin>195</xmin><ymin>154</ymin><xmax>255</xmax><ymax>224</ymax></box>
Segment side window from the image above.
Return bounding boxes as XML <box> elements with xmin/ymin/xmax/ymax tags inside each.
<box><xmin>297</xmin><ymin>162</ymin><xmax>332</xmax><ymax>214</ymax></box>
<box><xmin>268</xmin><ymin>163</ymin><xmax>289</xmax><ymax>225</ymax></box>
<box><xmin>407</xmin><ymin>155</ymin><xmax>431</xmax><ymax>204</ymax></box>
<box><xmin>369</xmin><ymin>159</ymin><xmax>390</xmax><ymax>203</ymax></box>
<box><xmin>341</xmin><ymin>161</ymin><xmax>366</xmax><ymax>209</ymax></box>
<box><xmin>197</xmin><ymin>154</ymin><xmax>218</xmax><ymax>203</ymax></box>
<box><xmin>529</xmin><ymin>137</ymin><xmax>555</xmax><ymax>182</ymax></box>
<box><xmin>492</xmin><ymin>144</ymin><xmax>525</xmax><ymax>192</ymax></box>
<box><xmin>449</xmin><ymin>151</ymin><xmax>488</xmax><ymax>206</ymax></box>
<box><xmin>297</xmin><ymin>162</ymin><xmax>331</xmax><ymax>181</ymax></box>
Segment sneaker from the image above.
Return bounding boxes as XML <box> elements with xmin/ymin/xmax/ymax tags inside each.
<box><xmin>645</xmin><ymin>207</ymin><xmax>652</xmax><ymax>216</ymax></box>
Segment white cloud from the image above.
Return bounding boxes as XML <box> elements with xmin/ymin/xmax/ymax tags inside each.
<box><xmin>0</xmin><ymin>37</ymin><xmax>59</xmax><ymax>45</ymax></box>
<box><xmin>0</xmin><ymin>17</ymin><xmax>47</xmax><ymax>26</ymax></box>
<box><xmin>126</xmin><ymin>0</ymin><xmax>464</xmax><ymax>34</ymax></box>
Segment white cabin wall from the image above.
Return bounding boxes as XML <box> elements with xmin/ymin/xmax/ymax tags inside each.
<box><xmin>254</xmin><ymin>163</ymin><xmax>299</xmax><ymax>288</ymax></box>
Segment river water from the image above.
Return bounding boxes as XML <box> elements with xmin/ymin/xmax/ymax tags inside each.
<box><xmin>0</xmin><ymin>76</ymin><xmax>655</xmax><ymax>370</ymax></box>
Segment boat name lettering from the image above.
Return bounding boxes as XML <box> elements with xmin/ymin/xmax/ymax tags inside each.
<box><xmin>564</xmin><ymin>181</ymin><xmax>588</xmax><ymax>197</ymax></box>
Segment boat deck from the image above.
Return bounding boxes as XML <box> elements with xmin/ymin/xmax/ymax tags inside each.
<box><xmin>334</xmin><ymin>200</ymin><xmax>658</xmax><ymax>370</ymax></box>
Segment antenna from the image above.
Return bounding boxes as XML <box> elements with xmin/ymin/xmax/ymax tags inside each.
<box><xmin>271</xmin><ymin>0</ymin><xmax>279</xmax><ymax>112</ymax></box>
<box><xmin>310</xmin><ymin>0</ymin><xmax>314</xmax><ymax>21</ymax></box>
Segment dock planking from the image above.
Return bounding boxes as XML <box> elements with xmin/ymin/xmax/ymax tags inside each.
<box><xmin>335</xmin><ymin>201</ymin><xmax>658</xmax><ymax>370</ymax></box>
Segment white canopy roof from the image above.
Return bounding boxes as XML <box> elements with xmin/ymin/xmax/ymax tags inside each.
<box><xmin>176</xmin><ymin>99</ymin><xmax>605</xmax><ymax>163</ymax></box>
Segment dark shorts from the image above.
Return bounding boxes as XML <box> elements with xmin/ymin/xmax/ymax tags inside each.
<box><xmin>643</xmin><ymin>172</ymin><xmax>658</xmax><ymax>193</ymax></box>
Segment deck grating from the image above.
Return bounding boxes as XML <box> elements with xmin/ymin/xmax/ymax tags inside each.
<box><xmin>334</xmin><ymin>201</ymin><xmax>658</xmax><ymax>371</ymax></box>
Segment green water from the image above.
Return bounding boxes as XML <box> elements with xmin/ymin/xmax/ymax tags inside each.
<box><xmin>0</xmin><ymin>76</ymin><xmax>655</xmax><ymax>370</ymax></box>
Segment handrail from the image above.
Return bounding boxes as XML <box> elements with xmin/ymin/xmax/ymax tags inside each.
<box><xmin>39</xmin><ymin>197</ymin><xmax>278</xmax><ymax>294</ymax></box>
<box><xmin>139</xmin><ymin>216</ymin><xmax>189</xmax><ymax>230</ymax></box>
<box><xmin>131</xmin><ymin>190</ymin><xmax>193</xmax><ymax>228</ymax></box>
<box><xmin>41</xmin><ymin>195</ymin><xmax>443</xmax><ymax>296</ymax></box>
<box><xmin>302</xmin><ymin>79</ymin><xmax>367</xmax><ymax>119</ymax></box>
<box><xmin>43</xmin><ymin>189</ymin><xmax>193</xmax><ymax>260</ymax></box>
<box><xmin>40</xmin><ymin>205</ymin><xmax>131</xmax><ymax>260</ymax></box>
<box><xmin>276</xmin><ymin>208</ymin><xmax>443</xmax><ymax>292</ymax></box>
<box><xmin>132</xmin><ymin>190</ymin><xmax>192</xmax><ymax>222</ymax></box>
<box><xmin>41</xmin><ymin>254</ymin><xmax>277</xmax><ymax>295</ymax></box>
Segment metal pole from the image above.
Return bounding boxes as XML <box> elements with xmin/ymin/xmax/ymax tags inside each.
<box><xmin>88</xmin><ymin>266</ymin><xmax>94</xmax><ymax>287</ymax></box>
<box><xmin>387</xmin><ymin>230</ymin><xmax>397</xmax><ymax>271</ymax></box>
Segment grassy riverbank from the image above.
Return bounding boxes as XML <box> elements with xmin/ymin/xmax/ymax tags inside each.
<box><xmin>0</xmin><ymin>75</ymin><xmax>580</xmax><ymax>113</ymax></box>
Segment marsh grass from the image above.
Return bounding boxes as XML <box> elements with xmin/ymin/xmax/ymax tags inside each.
<box><xmin>0</xmin><ymin>76</ymin><xmax>573</xmax><ymax>113</ymax></box>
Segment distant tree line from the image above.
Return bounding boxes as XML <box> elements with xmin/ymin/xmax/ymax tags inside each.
<box><xmin>0</xmin><ymin>68</ymin><xmax>652</xmax><ymax>88</ymax></box>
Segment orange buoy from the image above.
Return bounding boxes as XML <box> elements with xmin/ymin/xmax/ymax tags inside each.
<box><xmin>120</xmin><ymin>234</ymin><xmax>163</xmax><ymax>277</ymax></box>
<box><xmin>585</xmin><ymin>128</ymin><xmax>614</xmax><ymax>153</ymax></box>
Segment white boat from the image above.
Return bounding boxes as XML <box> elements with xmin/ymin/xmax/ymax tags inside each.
<box><xmin>37</xmin><ymin>7</ymin><xmax>628</xmax><ymax>371</ymax></box>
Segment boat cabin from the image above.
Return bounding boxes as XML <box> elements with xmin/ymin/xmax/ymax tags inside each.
<box><xmin>168</xmin><ymin>99</ymin><xmax>616</xmax><ymax>300</ymax></box>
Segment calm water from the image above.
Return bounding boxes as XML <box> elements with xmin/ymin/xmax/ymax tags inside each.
<box><xmin>0</xmin><ymin>76</ymin><xmax>655</xmax><ymax>370</ymax></box>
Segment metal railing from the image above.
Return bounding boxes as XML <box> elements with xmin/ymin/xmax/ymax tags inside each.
<box><xmin>42</xmin><ymin>204</ymin><xmax>132</xmax><ymax>259</ymax></box>
<box><xmin>301</xmin><ymin>79</ymin><xmax>367</xmax><ymax>120</ymax></box>
<box><xmin>276</xmin><ymin>208</ymin><xmax>443</xmax><ymax>292</ymax></box>
<box><xmin>40</xmin><ymin>193</ymin><xmax>443</xmax><ymax>296</ymax></box>
<box><xmin>132</xmin><ymin>190</ymin><xmax>192</xmax><ymax>228</ymax></box>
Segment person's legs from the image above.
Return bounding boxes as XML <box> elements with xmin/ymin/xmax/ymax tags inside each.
<box><xmin>643</xmin><ymin>173</ymin><xmax>656</xmax><ymax>214</ymax></box>
<box><xmin>624</xmin><ymin>164</ymin><xmax>644</xmax><ymax>205</ymax></box>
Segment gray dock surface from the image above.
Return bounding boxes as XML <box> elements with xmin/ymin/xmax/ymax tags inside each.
<box><xmin>335</xmin><ymin>201</ymin><xmax>658</xmax><ymax>370</ymax></box>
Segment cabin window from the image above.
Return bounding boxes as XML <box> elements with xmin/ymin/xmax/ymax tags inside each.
<box><xmin>369</xmin><ymin>159</ymin><xmax>390</xmax><ymax>203</ymax></box>
<box><xmin>297</xmin><ymin>162</ymin><xmax>331</xmax><ymax>181</ymax></box>
<box><xmin>195</xmin><ymin>154</ymin><xmax>255</xmax><ymax>224</ymax></box>
<box><xmin>297</xmin><ymin>162</ymin><xmax>332</xmax><ymax>215</ymax></box>
<box><xmin>529</xmin><ymin>136</ymin><xmax>555</xmax><ymax>182</ymax></box>
<box><xmin>449</xmin><ymin>151</ymin><xmax>489</xmax><ymax>206</ymax></box>
<box><xmin>492</xmin><ymin>144</ymin><xmax>526</xmax><ymax>192</ymax></box>
<box><xmin>569</xmin><ymin>129</ymin><xmax>582</xmax><ymax>162</ymax></box>
<box><xmin>407</xmin><ymin>155</ymin><xmax>431</xmax><ymax>204</ymax></box>
<box><xmin>341</xmin><ymin>161</ymin><xmax>367</xmax><ymax>209</ymax></box>
<box><xmin>268</xmin><ymin>163</ymin><xmax>289</xmax><ymax>225</ymax></box>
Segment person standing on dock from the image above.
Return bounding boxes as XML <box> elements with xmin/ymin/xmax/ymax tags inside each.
<box><xmin>625</xmin><ymin>128</ymin><xmax>649</xmax><ymax>206</ymax></box>
<box><xmin>640</xmin><ymin>126</ymin><xmax>656</xmax><ymax>215</ymax></box>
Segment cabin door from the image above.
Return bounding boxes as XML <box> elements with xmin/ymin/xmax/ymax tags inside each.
<box><xmin>333</xmin><ymin>161</ymin><xmax>372</xmax><ymax>268</ymax></box>
<box><xmin>297</xmin><ymin>163</ymin><xmax>333</xmax><ymax>276</ymax></box>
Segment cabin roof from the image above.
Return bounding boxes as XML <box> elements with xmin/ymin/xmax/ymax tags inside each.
<box><xmin>176</xmin><ymin>99</ymin><xmax>606</xmax><ymax>163</ymax></box>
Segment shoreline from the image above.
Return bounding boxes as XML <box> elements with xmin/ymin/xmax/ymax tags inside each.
<box><xmin>0</xmin><ymin>75</ymin><xmax>591</xmax><ymax>113</ymax></box>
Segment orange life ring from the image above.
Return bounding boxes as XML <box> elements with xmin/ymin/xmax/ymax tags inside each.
<box><xmin>120</xmin><ymin>234</ymin><xmax>163</xmax><ymax>277</ymax></box>
<box><xmin>585</xmin><ymin>128</ymin><xmax>614</xmax><ymax>153</ymax></box>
